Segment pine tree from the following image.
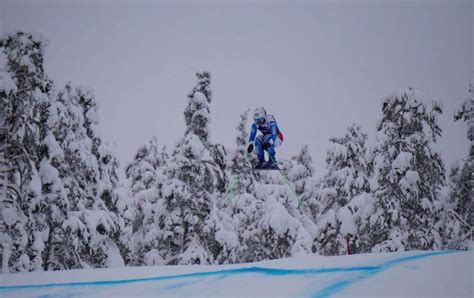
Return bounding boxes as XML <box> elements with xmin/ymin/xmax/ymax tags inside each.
<box><xmin>184</xmin><ymin>71</ymin><xmax>212</xmax><ymax>145</ymax></box>
<box><xmin>219</xmin><ymin>109</ymin><xmax>256</xmax><ymax>263</ymax></box>
<box><xmin>444</xmin><ymin>85</ymin><xmax>473</xmax><ymax>249</ymax></box>
<box><xmin>443</xmin><ymin>162</ymin><xmax>471</xmax><ymax>249</ymax></box>
<box><xmin>364</xmin><ymin>88</ymin><xmax>445</xmax><ymax>252</ymax></box>
<box><xmin>71</xmin><ymin>87</ymin><xmax>130</xmax><ymax>268</ymax></box>
<box><xmin>0</xmin><ymin>32</ymin><xmax>54</xmax><ymax>272</ymax></box>
<box><xmin>227</xmin><ymin>109</ymin><xmax>254</xmax><ymax>196</ymax></box>
<box><xmin>33</xmin><ymin>97</ymin><xmax>72</xmax><ymax>271</ymax></box>
<box><xmin>52</xmin><ymin>84</ymin><xmax>131</xmax><ymax>269</ymax></box>
<box><xmin>316</xmin><ymin>124</ymin><xmax>370</xmax><ymax>255</ymax></box>
<box><xmin>0</xmin><ymin>31</ymin><xmax>132</xmax><ymax>271</ymax></box>
<box><xmin>126</xmin><ymin>137</ymin><xmax>168</xmax><ymax>265</ymax></box>
<box><xmin>288</xmin><ymin>145</ymin><xmax>315</xmax><ymax>199</ymax></box>
<box><xmin>285</xmin><ymin>146</ymin><xmax>320</xmax><ymax>240</ymax></box>
<box><xmin>159</xmin><ymin>135</ymin><xmax>211</xmax><ymax>264</ymax></box>
<box><xmin>156</xmin><ymin>72</ymin><xmax>223</xmax><ymax>265</ymax></box>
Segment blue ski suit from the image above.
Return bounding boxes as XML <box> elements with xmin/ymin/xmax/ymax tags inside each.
<box><xmin>248</xmin><ymin>114</ymin><xmax>283</xmax><ymax>162</ymax></box>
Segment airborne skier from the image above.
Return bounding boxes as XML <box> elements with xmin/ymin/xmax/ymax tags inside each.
<box><xmin>247</xmin><ymin>107</ymin><xmax>283</xmax><ymax>169</ymax></box>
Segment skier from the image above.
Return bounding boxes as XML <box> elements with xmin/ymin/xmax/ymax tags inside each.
<box><xmin>247</xmin><ymin>107</ymin><xmax>283</xmax><ymax>169</ymax></box>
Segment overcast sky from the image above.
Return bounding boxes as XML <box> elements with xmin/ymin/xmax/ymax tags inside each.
<box><xmin>1</xmin><ymin>0</ymin><xmax>472</xmax><ymax>176</ymax></box>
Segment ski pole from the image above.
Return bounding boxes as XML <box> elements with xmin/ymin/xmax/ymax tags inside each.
<box><xmin>225</xmin><ymin>173</ymin><xmax>240</xmax><ymax>205</ymax></box>
<box><xmin>267</xmin><ymin>154</ymin><xmax>304</xmax><ymax>208</ymax></box>
<box><xmin>225</xmin><ymin>152</ymin><xmax>251</xmax><ymax>204</ymax></box>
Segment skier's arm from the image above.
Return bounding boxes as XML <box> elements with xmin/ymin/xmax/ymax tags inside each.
<box><xmin>269</xmin><ymin>120</ymin><xmax>278</xmax><ymax>143</ymax></box>
<box><xmin>248</xmin><ymin>123</ymin><xmax>257</xmax><ymax>143</ymax></box>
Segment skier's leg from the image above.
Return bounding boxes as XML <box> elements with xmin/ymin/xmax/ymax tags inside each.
<box><xmin>267</xmin><ymin>145</ymin><xmax>276</xmax><ymax>160</ymax></box>
<box><xmin>254</xmin><ymin>135</ymin><xmax>265</xmax><ymax>167</ymax></box>
<box><xmin>263</xmin><ymin>135</ymin><xmax>277</xmax><ymax>168</ymax></box>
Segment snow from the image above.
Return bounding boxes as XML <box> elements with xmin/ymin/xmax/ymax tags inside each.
<box><xmin>33</xmin><ymin>87</ymin><xmax>49</xmax><ymax>104</ymax></box>
<box><xmin>215</xmin><ymin>229</ymin><xmax>239</xmax><ymax>248</ymax></box>
<box><xmin>31</xmin><ymin>232</ymin><xmax>45</xmax><ymax>253</ymax></box>
<box><xmin>335</xmin><ymin>251</ymin><xmax>472</xmax><ymax>298</ymax></box>
<box><xmin>144</xmin><ymin>249</ymin><xmax>165</xmax><ymax>266</ymax></box>
<box><xmin>20</xmin><ymin>55</ymin><xmax>36</xmax><ymax>73</ymax></box>
<box><xmin>399</xmin><ymin>170</ymin><xmax>420</xmax><ymax>193</ymax></box>
<box><xmin>385</xmin><ymin>88</ymin><xmax>435</xmax><ymax>109</ymax></box>
<box><xmin>43</xmin><ymin>132</ymin><xmax>64</xmax><ymax>160</ymax></box>
<box><xmin>265</xmin><ymin>197</ymin><xmax>299</xmax><ymax>236</ymax></box>
<box><xmin>182</xmin><ymin>133</ymin><xmax>205</xmax><ymax>158</ymax></box>
<box><xmin>0</xmin><ymin>251</ymin><xmax>470</xmax><ymax>297</ymax></box>
<box><xmin>338</xmin><ymin>207</ymin><xmax>356</xmax><ymax>236</ymax></box>
<box><xmin>113</xmin><ymin>187</ymin><xmax>130</xmax><ymax>213</ymax></box>
<box><xmin>0</xmin><ymin>71</ymin><xmax>16</xmax><ymax>93</ymax></box>
<box><xmin>2</xmin><ymin>208</ymin><xmax>19</xmax><ymax>228</ymax></box>
<box><xmin>0</xmin><ymin>50</ymin><xmax>17</xmax><ymax>92</ymax></box>
<box><xmin>1</xmin><ymin>235</ymin><xmax>12</xmax><ymax>273</ymax></box>
<box><xmin>233</xmin><ymin>193</ymin><xmax>257</xmax><ymax>213</ymax></box>
<box><xmin>135</xmin><ymin>188</ymin><xmax>159</xmax><ymax>204</ymax></box>
<box><xmin>328</xmin><ymin>142</ymin><xmax>347</xmax><ymax>160</ymax></box>
<box><xmin>83</xmin><ymin>210</ymin><xmax>116</xmax><ymax>235</ymax></box>
<box><xmin>38</xmin><ymin>159</ymin><xmax>60</xmax><ymax>185</ymax></box>
<box><xmin>321</xmin><ymin>208</ymin><xmax>338</xmax><ymax>226</ymax></box>
<box><xmin>104</xmin><ymin>239</ymin><xmax>125</xmax><ymax>268</ymax></box>
<box><xmin>392</xmin><ymin>151</ymin><xmax>412</xmax><ymax>174</ymax></box>
<box><xmin>192</xmin><ymin>91</ymin><xmax>207</xmax><ymax>104</ymax></box>
<box><xmin>62</xmin><ymin>215</ymin><xmax>88</xmax><ymax>241</ymax></box>
<box><xmin>0</xmin><ymin>50</ymin><xmax>8</xmax><ymax>69</ymax></box>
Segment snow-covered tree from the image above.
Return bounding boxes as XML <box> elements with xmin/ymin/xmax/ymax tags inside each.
<box><xmin>0</xmin><ymin>32</ymin><xmax>131</xmax><ymax>271</ymax></box>
<box><xmin>284</xmin><ymin>146</ymin><xmax>321</xmax><ymax>240</ymax></box>
<box><xmin>33</xmin><ymin>98</ymin><xmax>73</xmax><ymax>271</ymax></box>
<box><xmin>158</xmin><ymin>135</ymin><xmax>211</xmax><ymax>264</ymax></box>
<box><xmin>126</xmin><ymin>137</ymin><xmax>168</xmax><ymax>265</ymax></box>
<box><xmin>71</xmin><ymin>87</ymin><xmax>130</xmax><ymax>268</ymax></box>
<box><xmin>444</xmin><ymin>86</ymin><xmax>473</xmax><ymax>249</ymax></box>
<box><xmin>443</xmin><ymin>162</ymin><xmax>471</xmax><ymax>249</ymax></box>
<box><xmin>363</xmin><ymin>88</ymin><xmax>445</xmax><ymax>252</ymax></box>
<box><xmin>153</xmin><ymin>72</ymin><xmax>224</xmax><ymax>265</ymax></box>
<box><xmin>226</xmin><ymin>109</ymin><xmax>254</xmax><ymax>196</ymax></box>
<box><xmin>0</xmin><ymin>32</ymin><xmax>54</xmax><ymax>272</ymax></box>
<box><xmin>288</xmin><ymin>145</ymin><xmax>314</xmax><ymax>197</ymax></box>
<box><xmin>75</xmin><ymin>87</ymin><xmax>123</xmax><ymax>214</ymax></box>
<box><xmin>316</xmin><ymin>124</ymin><xmax>371</xmax><ymax>255</ymax></box>
<box><xmin>53</xmin><ymin>85</ymin><xmax>131</xmax><ymax>269</ymax></box>
<box><xmin>184</xmin><ymin>71</ymin><xmax>212</xmax><ymax>145</ymax></box>
<box><xmin>218</xmin><ymin>109</ymin><xmax>257</xmax><ymax>262</ymax></box>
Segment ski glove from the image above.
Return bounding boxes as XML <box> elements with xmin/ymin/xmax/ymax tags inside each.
<box><xmin>262</xmin><ymin>143</ymin><xmax>270</xmax><ymax>150</ymax></box>
<box><xmin>247</xmin><ymin>144</ymin><xmax>254</xmax><ymax>153</ymax></box>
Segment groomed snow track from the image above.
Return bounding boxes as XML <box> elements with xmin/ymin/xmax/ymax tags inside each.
<box><xmin>0</xmin><ymin>250</ymin><xmax>471</xmax><ymax>297</ymax></box>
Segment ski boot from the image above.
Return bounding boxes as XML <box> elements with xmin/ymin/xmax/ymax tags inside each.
<box><xmin>255</xmin><ymin>159</ymin><xmax>265</xmax><ymax>170</ymax></box>
<box><xmin>265</xmin><ymin>157</ymin><xmax>279</xmax><ymax>170</ymax></box>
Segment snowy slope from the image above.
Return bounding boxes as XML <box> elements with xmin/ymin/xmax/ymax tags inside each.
<box><xmin>0</xmin><ymin>251</ymin><xmax>471</xmax><ymax>297</ymax></box>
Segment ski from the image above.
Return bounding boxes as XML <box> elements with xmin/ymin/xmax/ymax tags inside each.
<box><xmin>253</xmin><ymin>166</ymin><xmax>279</xmax><ymax>171</ymax></box>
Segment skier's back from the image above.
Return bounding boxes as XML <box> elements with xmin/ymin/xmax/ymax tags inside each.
<box><xmin>247</xmin><ymin>107</ymin><xmax>283</xmax><ymax>169</ymax></box>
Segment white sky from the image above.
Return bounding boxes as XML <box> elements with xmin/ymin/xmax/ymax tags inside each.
<box><xmin>1</xmin><ymin>0</ymin><xmax>472</xmax><ymax>176</ymax></box>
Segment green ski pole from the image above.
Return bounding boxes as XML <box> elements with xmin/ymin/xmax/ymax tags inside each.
<box><xmin>225</xmin><ymin>152</ymin><xmax>251</xmax><ymax>204</ymax></box>
<box><xmin>268</xmin><ymin>154</ymin><xmax>305</xmax><ymax>208</ymax></box>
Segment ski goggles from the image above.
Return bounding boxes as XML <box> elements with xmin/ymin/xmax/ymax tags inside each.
<box><xmin>254</xmin><ymin>117</ymin><xmax>266</xmax><ymax>125</ymax></box>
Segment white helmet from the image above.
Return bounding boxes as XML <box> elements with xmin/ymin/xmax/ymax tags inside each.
<box><xmin>253</xmin><ymin>107</ymin><xmax>267</xmax><ymax>124</ymax></box>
